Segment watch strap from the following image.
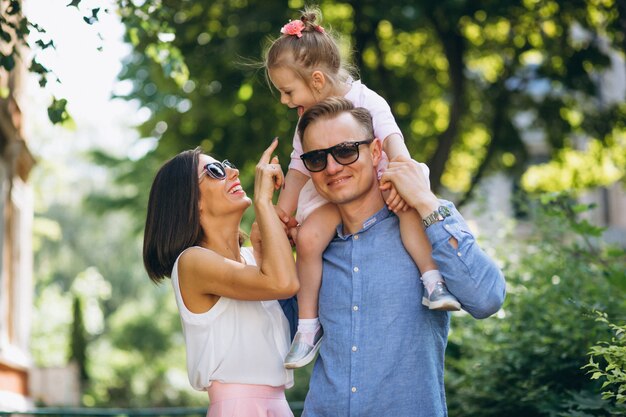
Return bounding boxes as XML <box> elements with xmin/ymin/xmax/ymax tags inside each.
<box><xmin>422</xmin><ymin>205</ymin><xmax>451</xmax><ymax>228</ymax></box>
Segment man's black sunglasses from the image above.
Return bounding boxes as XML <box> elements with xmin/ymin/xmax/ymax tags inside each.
<box><xmin>300</xmin><ymin>139</ymin><xmax>374</xmax><ymax>172</ymax></box>
<box><xmin>199</xmin><ymin>160</ymin><xmax>237</xmax><ymax>181</ymax></box>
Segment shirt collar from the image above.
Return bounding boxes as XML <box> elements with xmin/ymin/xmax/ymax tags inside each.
<box><xmin>335</xmin><ymin>205</ymin><xmax>393</xmax><ymax>240</ymax></box>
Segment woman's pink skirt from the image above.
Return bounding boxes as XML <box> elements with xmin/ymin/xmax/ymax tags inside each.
<box><xmin>207</xmin><ymin>381</ymin><xmax>294</xmax><ymax>417</ymax></box>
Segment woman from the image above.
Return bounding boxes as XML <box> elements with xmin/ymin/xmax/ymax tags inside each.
<box><xmin>143</xmin><ymin>139</ymin><xmax>299</xmax><ymax>416</ymax></box>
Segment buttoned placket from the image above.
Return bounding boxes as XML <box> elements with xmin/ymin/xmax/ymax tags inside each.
<box><xmin>349</xmin><ymin>232</ymin><xmax>362</xmax><ymax>411</ymax></box>
<box><xmin>330</xmin><ymin>209</ymin><xmax>386</xmax><ymax>416</ymax></box>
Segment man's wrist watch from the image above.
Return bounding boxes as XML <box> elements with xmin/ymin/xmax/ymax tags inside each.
<box><xmin>422</xmin><ymin>205</ymin><xmax>452</xmax><ymax>228</ymax></box>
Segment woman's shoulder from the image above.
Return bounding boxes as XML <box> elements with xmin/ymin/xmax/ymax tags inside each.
<box><xmin>177</xmin><ymin>246</ymin><xmax>254</xmax><ymax>270</ymax></box>
<box><xmin>177</xmin><ymin>245</ymin><xmax>209</xmax><ymax>262</ymax></box>
<box><xmin>176</xmin><ymin>246</ymin><xmax>221</xmax><ymax>275</ymax></box>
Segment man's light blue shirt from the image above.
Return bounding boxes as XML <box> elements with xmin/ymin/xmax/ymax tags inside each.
<box><xmin>303</xmin><ymin>202</ymin><xmax>506</xmax><ymax>417</ymax></box>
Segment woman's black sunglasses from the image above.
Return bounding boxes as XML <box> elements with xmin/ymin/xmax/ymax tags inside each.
<box><xmin>300</xmin><ymin>139</ymin><xmax>374</xmax><ymax>172</ymax></box>
<box><xmin>199</xmin><ymin>160</ymin><xmax>237</xmax><ymax>181</ymax></box>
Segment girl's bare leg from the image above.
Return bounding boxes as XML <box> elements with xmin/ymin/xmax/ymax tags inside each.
<box><xmin>284</xmin><ymin>203</ymin><xmax>341</xmax><ymax>368</ymax></box>
<box><xmin>391</xmin><ymin>192</ymin><xmax>461</xmax><ymax>311</ymax></box>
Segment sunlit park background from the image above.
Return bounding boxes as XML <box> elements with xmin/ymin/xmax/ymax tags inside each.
<box><xmin>1</xmin><ymin>0</ymin><xmax>625</xmax><ymax>415</ymax></box>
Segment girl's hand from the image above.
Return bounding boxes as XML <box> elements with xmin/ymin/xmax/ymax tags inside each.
<box><xmin>381</xmin><ymin>182</ymin><xmax>409</xmax><ymax>213</ymax></box>
<box><xmin>275</xmin><ymin>205</ymin><xmax>299</xmax><ymax>229</ymax></box>
<box><xmin>274</xmin><ymin>205</ymin><xmax>299</xmax><ymax>246</ymax></box>
<box><xmin>254</xmin><ymin>138</ymin><xmax>284</xmax><ymax>204</ymax></box>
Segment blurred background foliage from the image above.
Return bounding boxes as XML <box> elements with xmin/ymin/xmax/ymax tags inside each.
<box><xmin>5</xmin><ymin>0</ymin><xmax>625</xmax><ymax>413</ymax></box>
<box><xmin>445</xmin><ymin>194</ymin><xmax>626</xmax><ymax>416</ymax></box>
<box><xmin>99</xmin><ymin>0</ymin><xmax>626</xmax><ymax>209</ymax></box>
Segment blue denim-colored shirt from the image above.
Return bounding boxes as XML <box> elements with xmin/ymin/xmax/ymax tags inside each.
<box><xmin>303</xmin><ymin>202</ymin><xmax>506</xmax><ymax>417</ymax></box>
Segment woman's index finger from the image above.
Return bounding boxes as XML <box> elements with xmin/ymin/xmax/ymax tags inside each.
<box><xmin>259</xmin><ymin>137</ymin><xmax>279</xmax><ymax>164</ymax></box>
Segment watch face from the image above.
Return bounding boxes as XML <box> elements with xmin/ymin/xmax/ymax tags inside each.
<box><xmin>438</xmin><ymin>206</ymin><xmax>451</xmax><ymax>217</ymax></box>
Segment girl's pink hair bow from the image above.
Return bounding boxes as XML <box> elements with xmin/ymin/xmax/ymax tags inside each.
<box><xmin>281</xmin><ymin>20</ymin><xmax>305</xmax><ymax>38</ymax></box>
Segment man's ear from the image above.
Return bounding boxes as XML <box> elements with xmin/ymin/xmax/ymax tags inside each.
<box><xmin>370</xmin><ymin>138</ymin><xmax>383</xmax><ymax>166</ymax></box>
<box><xmin>311</xmin><ymin>70</ymin><xmax>327</xmax><ymax>93</ymax></box>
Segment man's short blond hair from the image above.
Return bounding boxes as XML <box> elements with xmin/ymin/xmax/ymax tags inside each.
<box><xmin>297</xmin><ymin>97</ymin><xmax>374</xmax><ymax>147</ymax></box>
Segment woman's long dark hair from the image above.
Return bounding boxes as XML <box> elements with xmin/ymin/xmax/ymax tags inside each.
<box><xmin>143</xmin><ymin>148</ymin><xmax>203</xmax><ymax>283</ymax></box>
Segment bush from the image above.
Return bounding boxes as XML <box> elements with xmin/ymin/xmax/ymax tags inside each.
<box><xmin>445</xmin><ymin>192</ymin><xmax>626</xmax><ymax>416</ymax></box>
<box><xmin>583</xmin><ymin>312</ymin><xmax>626</xmax><ymax>408</ymax></box>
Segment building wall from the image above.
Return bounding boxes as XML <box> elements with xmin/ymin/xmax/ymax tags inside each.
<box><xmin>0</xmin><ymin>148</ymin><xmax>35</xmax><ymax>411</ymax></box>
<box><xmin>29</xmin><ymin>362</ymin><xmax>80</xmax><ymax>407</ymax></box>
<box><xmin>0</xmin><ymin>1</ymin><xmax>36</xmax><ymax>408</ymax></box>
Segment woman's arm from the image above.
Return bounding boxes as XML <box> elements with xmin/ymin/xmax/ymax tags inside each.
<box><xmin>179</xmin><ymin>140</ymin><xmax>299</xmax><ymax>301</ymax></box>
<box><xmin>252</xmin><ymin>150</ymin><xmax>299</xmax><ymax>296</ymax></box>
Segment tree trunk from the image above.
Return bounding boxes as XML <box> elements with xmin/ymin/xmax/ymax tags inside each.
<box><xmin>426</xmin><ymin>18</ymin><xmax>466</xmax><ymax>193</ymax></box>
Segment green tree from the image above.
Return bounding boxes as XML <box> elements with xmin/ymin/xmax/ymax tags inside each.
<box><xmin>69</xmin><ymin>295</ymin><xmax>89</xmax><ymax>383</ymax></box>
<box><xmin>92</xmin><ymin>0</ymin><xmax>626</xmax><ymax>213</ymax></box>
<box><xmin>6</xmin><ymin>1</ymin><xmax>626</xmax><ymax>193</ymax></box>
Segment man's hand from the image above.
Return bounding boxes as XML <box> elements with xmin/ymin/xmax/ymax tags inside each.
<box><xmin>379</xmin><ymin>157</ymin><xmax>439</xmax><ymax>214</ymax></box>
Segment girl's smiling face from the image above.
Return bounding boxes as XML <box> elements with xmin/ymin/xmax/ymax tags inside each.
<box><xmin>268</xmin><ymin>66</ymin><xmax>319</xmax><ymax>117</ymax></box>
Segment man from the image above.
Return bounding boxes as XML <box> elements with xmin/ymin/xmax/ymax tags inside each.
<box><xmin>295</xmin><ymin>97</ymin><xmax>506</xmax><ymax>416</ymax></box>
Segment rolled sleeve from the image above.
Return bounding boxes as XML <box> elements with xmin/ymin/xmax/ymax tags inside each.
<box><xmin>425</xmin><ymin>201</ymin><xmax>506</xmax><ymax>319</ymax></box>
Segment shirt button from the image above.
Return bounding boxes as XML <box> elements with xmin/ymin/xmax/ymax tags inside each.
<box><xmin>352</xmin><ymin>346</ymin><xmax>357</xmax><ymax>352</ymax></box>
<box><xmin>457</xmin><ymin>252</ymin><xmax>462</xmax><ymax>257</ymax></box>
<box><xmin>353</xmin><ymin>234</ymin><xmax>359</xmax><ymax>240</ymax></box>
<box><xmin>353</xmin><ymin>266</ymin><xmax>359</xmax><ymax>272</ymax></box>
<box><xmin>445</xmin><ymin>225</ymin><xmax>451</xmax><ymax>230</ymax></box>
<box><xmin>351</xmin><ymin>387</ymin><xmax>357</xmax><ymax>393</ymax></box>
<box><xmin>353</xmin><ymin>305</ymin><xmax>359</xmax><ymax>311</ymax></box>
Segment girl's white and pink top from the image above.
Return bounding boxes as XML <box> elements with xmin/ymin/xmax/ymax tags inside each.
<box><xmin>171</xmin><ymin>247</ymin><xmax>294</xmax><ymax>391</ymax></box>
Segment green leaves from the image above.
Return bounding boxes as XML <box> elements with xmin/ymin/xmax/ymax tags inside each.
<box><xmin>83</xmin><ymin>7</ymin><xmax>100</xmax><ymax>25</ymax></box>
<box><xmin>35</xmin><ymin>39</ymin><xmax>55</xmax><ymax>50</ymax></box>
<box><xmin>47</xmin><ymin>97</ymin><xmax>70</xmax><ymax>125</ymax></box>
<box><xmin>5</xmin><ymin>0</ymin><xmax>20</xmax><ymax>15</ymax></box>
<box><xmin>144</xmin><ymin>43</ymin><xmax>189</xmax><ymax>87</ymax></box>
<box><xmin>584</xmin><ymin>312</ymin><xmax>626</xmax><ymax>406</ymax></box>
<box><xmin>0</xmin><ymin>50</ymin><xmax>15</xmax><ymax>71</ymax></box>
<box><xmin>538</xmin><ymin>191</ymin><xmax>605</xmax><ymax>237</ymax></box>
<box><xmin>0</xmin><ymin>0</ymin><xmax>108</xmax><ymax>124</ymax></box>
<box><xmin>0</xmin><ymin>23</ymin><xmax>12</xmax><ymax>42</ymax></box>
<box><xmin>29</xmin><ymin>57</ymin><xmax>49</xmax><ymax>74</ymax></box>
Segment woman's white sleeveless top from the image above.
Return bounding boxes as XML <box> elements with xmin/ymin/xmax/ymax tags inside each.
<box><xmin>171</xmin><ymin>246</ymin><xmax>294</xmax><ymax>390</ymax></box>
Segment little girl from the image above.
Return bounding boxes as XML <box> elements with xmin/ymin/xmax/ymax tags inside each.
<box><xmin>264</xmin><ymin>7</ymin><xmax>461</xmax><ymax>369</ymax></box>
